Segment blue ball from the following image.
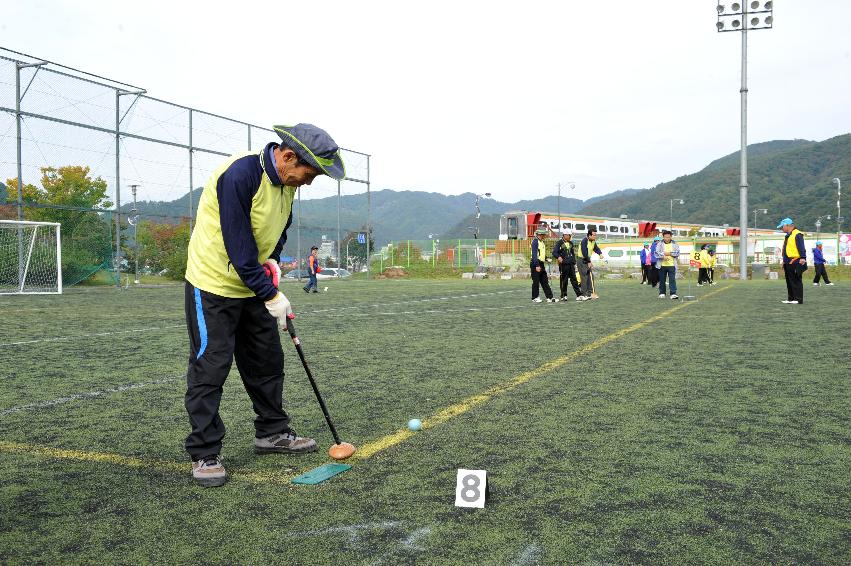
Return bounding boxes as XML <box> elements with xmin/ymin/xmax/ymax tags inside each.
<box><xmin>407</xmin><ymin>418</ymin><xmax>422</xmax><ymax>431</ymax></box>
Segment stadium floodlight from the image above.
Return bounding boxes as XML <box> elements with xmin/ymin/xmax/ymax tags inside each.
<box><xmin>752</xmin><ymin>208</ymin><xmax>768</xmax><ymax>229</ymax></box>
<box><xmin>670</xmin><ymin>198</ymin><xmax>685</xmax><ymax>230</ymax></box>
<box><xmin>717</xmin><ymin>0</ymin><xmax>773</xmax><ymax>280</ymax></box>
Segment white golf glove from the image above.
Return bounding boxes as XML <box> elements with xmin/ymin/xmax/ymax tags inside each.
<box><xmin>265</xmin><ymin>292</ymin><xmax>294</xmax><ymax>329</ymax></box>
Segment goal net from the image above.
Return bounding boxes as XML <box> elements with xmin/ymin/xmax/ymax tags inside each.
<box><xmin>0</xmin><ymin>220</ymin><xmax>62</xmax><ymax>294</ymax></box>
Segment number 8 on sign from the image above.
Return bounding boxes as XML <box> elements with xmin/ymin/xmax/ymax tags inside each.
<box><xmin>455</xmin><ymin>469</ymin><xmax>487</xmax><ymax>508</ymax></box>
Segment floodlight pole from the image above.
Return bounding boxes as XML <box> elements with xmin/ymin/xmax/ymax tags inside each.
<box><xmin>738</xmin><ymin>28</ymin><xmax>749</xmax><ymax>280</ymax></box>
<box><xmin>717</xmin><ymin>1</ymin><xmax>773</xmax><ymax>279</ymax></box>
<box><xmin>834</xmin><ymin>178</ymin><xmax>842</xmax><ymax>265</ymax></box>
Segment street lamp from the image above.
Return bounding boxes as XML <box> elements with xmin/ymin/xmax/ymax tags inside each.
<box><xmin>670</xmin><ymin>198</ymin><xmax>684</xmax><ymax>230</ymax></box>
<box><xmin>128</xmin><ymin>184</ymin><xmax>141</xmax><ymax>284</ymax></box>
<box><xmin>815</xmin><ymin>214</ymin><xmax>832</xmax><ymax>242</ymax></box>
<box><xmin>473</xmin><ymin>193</ymin><xmax>491</xmax><ymax>239</ymax></box>
<box><xmin>556</xmin><ymin>182</ymin><xmax>575</xmax><ymax>235</ymax></box>
<box><xmin>751</xmin><ymin>208</ymin><xmax>767</xmax><ymax>230</ymax></box>
<box><xmin>717</xmin><ymin>1</ymin><xmax>773</xmax><ymax>280</ymax></box>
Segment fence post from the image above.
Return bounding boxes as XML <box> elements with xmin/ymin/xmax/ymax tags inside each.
<box><xmin>458</xmin><ymin>239</ymin><xmax>461</xmax><ymax>268</ymax></box>
<box><xmin>114</xmin><ymin>88</ymin><xmax>121</xmax><ymax>288</ymax></box>
<box><xmin>407</xmin><ymin>240</ymin><xmax>411</xmax><ymax>268</ymax></box>
<box><xmin>432</xmin><ymin>239</ymin><xmax>436</xmax><ymax>269</ymax></box>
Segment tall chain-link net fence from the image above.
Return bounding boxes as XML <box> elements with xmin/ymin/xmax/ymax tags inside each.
<box><xmin>0</xmin><ymin>48</ymin><xmax>370</xmax><ymax>287</ymax></box>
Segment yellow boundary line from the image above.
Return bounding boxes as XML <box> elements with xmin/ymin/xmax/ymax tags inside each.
<box><xmin>353</xmin><ymin>285</ymin><xmax>730</xmax><ymax>460</ymax></box>
<box><xmin>0</xmin><ymin>286</ymin><xmax>730</xmax><ymax>483</ymax></box>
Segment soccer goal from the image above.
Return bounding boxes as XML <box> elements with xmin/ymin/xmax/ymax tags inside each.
<box><xmin>0</xmin><ymin>220</ymin><xmax>62</xmax><ymax>294</ymax></box>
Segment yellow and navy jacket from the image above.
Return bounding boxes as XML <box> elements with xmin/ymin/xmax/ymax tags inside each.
<box><xmin>185</xmin><ymin>142</ymin><xmax>296</xmax><ymax>301</ymax></box>
<box><xmin>580</xmin><ymin>237</ymin><xmax>602</xmax><ymax>264</ymax></box>
<box><xmin>782</xmin><ymin>229</ymin><xmax>806</xmax><ymax>265</ymax></box>
<box><xmin>699</xmin><ymin>249</ymin><xmax>714</xmax><ymax>268</ymax></box>
<box><xmin>531</xmin><ymin>237</ymin><xmax>548</xmax><ymax>267</ymax></box>
<box><xmin>552</xmin><ymin>238</ymin><xmax>577</xmax><ymax>264</ymax></box>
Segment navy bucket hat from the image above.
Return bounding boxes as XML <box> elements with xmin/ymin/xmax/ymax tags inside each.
<box><xmin>273</xmin><ymin>123</ymin><xmax>346</xmax><ymax>181</ymax></box>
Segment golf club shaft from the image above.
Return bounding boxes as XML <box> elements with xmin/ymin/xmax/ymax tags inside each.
<box><xmin>285</xmin><ymin>317</ymin><xmax>343</xmax><ymax>445</ymax></box>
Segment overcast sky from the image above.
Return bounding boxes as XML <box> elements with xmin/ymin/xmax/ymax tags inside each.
<box><xmin>2</xmin><ymin>0</ymin><xmax>849</xmax><ymax>202</ymax></box>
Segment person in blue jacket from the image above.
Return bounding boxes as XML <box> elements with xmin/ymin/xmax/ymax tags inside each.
<box><xmin>639</xmin><ymin>242</ymin><xmax>650</xmax><ymax>284</ymax></box>
<box><xmin>812</xmin><ymin>241</ymin><xmax>834</xmax><ymax>286</ymax></box>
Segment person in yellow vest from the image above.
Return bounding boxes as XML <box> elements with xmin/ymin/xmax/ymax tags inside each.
<box><xmin>183</xmin><ymin>123</ymin><xmax>345</xmax><ymax>487</ymax></box>
<box><xmin>697</xmin><ymin>244</ymin><xmax>712</xmax><ymax>286</ymax></box>
<box><xmin>530</xmin><ymin>228</ymin><xmax>555</xmax><ymax>303</ymax></box>
<box><xmin>777</xmin><ymin>217</ymin><xmax>807</xmax><ymax>304</ymax></box>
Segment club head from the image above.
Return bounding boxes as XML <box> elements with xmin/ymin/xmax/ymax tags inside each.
<box><xmin>328</xmin><ymin>442</ymin><xmax>356</xmax><ymax>460</ymax></box>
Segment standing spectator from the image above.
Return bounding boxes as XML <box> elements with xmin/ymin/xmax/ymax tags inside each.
<box><xmin>578</xmin><ymin>229</ymin><xmax>603</xmax><ymax>300</ymax></box>
<box><xmin>648</xmin><ymin>235</ymin><xmax>662</xmax><ymax>288</ymax></box>
<box><xmin>778</xmin><ymin>217</ymin><xmax>807</xmax><ymax>304</ymax></box>
<box><xmin>639</xmin><ymin>242</ymin><xmax>651</xmax><ymax>284</ymax></box>
<box><xmin>531</xmin><ymin>228</ymin><xmax>556</xmax><ymax>303</ymax></box>
<box><xmin>553</xmin><ymin>232</ymin><xmax>581</xmax><ymax>301</ymax></box>
<box><xmin>698</xmin><ymin>244</ymin><xmax>712</xmax><ymax>286</ymax></box>
<box><xmin>655</xmin><ymin>230</ymin><xmax>680</xmax><ymax>299</ymax></box>
<box><xmin>707</xmin><ymin>249</ymin><xmax>717</xmax><ymax>285</ymax></box>
<box><xmin>303</xmin><ymin>246</ymin><xmax>320</xmax><ymax>293</ymax></box>
<box><xmin>812</xmin><ymin>241</ymin><xmax>834</xmax><ymax>286</ymax></box>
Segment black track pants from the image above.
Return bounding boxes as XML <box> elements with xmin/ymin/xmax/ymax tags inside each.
<box><xmin>783</xmin><ymin>263</ymin><xmax>805</xmax><ymax>303</ymax></box>
<box><xmin>559</xmin><ymin>262</ymin><xmax>581</xmax><ymax>298</ymax></box>
<box><xmin>531</xmin><ymin>265</ymin><xmax>553</xmax><ymax>300</ymax></box>
<box><xmin>813</xmin><ymin>264</ymin><xmax>831</xmax><ymax>284</ymax></box>
<box><xmin>184</xmin><ymin>282</ymin><xmax>289</xmax><ymax>460</ymax></box>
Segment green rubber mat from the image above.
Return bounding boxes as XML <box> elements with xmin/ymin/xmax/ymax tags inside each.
<box><xmin>291</xmin><ymin>463</ymin><xmax>352</xmax><ymax>485</ymax></box>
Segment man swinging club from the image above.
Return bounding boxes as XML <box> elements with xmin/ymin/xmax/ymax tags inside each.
<box><xmin>183</xmin><ymin>124</ymin><xmax>345</xmax><ymax>487</ymax></box>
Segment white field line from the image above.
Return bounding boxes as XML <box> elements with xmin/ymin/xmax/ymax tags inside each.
<box><xmin>305</xmin><ymin>289</ymin><xmax>524</xmax><ymax>314</ymax></box>
<box><xmin>0</xmin><ymin>375</ymin><xmax>181</xmax><ymax>416</ymax></box>
<box><xmin>0</xmin><ymin>324</ymin><xmax>185</xmax><ymax>348</ymax></box>
<box><xmin>0</xmin><ymin>289</ymin><xmax>526</xmax><ymax>348</ymax></box>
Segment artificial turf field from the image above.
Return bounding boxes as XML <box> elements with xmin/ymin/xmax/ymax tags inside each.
<box><xmin>0</xmin><ymin>277</ymin><xmax>849</xmax><ymax>565</ymax></box>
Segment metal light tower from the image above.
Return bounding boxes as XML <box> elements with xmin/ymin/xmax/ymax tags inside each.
<box><xmin>833</xmin><ymin>178</ymin><xmax>843</xmax><ymax>265</ymax></box>
<box><xmin>717</xmin><ymin>1</ymin><xmax>773</xmax><ymax>279</ymax></box>
<box><xmin>670</xmin><ymin>198</ymin><xmax>685</xmax><ymax>230</ymax></box>
<box><xmin>752</xmin><ymin>208</ymin><xmax>767</xmax><ymax>229</ymax></box>
<box><xmin>473</xmin><ymin>192</ymin><xmax>491</xmax><ymax>239</ymax></box>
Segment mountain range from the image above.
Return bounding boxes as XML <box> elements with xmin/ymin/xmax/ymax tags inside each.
<box><xmin>115</xmin><ymin>133</ymin><xmax>850</xmax><ymax>253</ymax></box>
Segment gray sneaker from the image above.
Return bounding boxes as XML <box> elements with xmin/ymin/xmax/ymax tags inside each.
<box><xmin>191</xmin><ymin>455</ymin><xmax>227</xmax><ymax>487</ymax></box>
<box><xmin>254</xmin><ymin>430</ymin><xmax>318</xmax><ymax>455</ymax></box>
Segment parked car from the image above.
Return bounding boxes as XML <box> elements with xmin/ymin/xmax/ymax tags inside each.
<box><xmin>283</xmin><ymin>269</ymin><xmax>308</xmax><ymax>280</ymax></box>
<box><xmin>317</xmin><ymin>268</ymin><xmax>352</xmax><ymax>279</ymax></box>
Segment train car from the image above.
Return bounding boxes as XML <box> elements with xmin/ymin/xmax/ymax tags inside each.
<box><xmin>498</xmin><ymin>211</ymin><xmax>778</xmax><ymax>241</ymax></box>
